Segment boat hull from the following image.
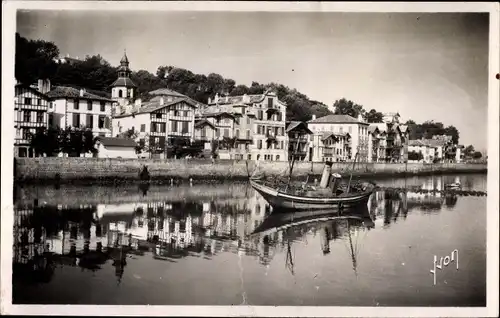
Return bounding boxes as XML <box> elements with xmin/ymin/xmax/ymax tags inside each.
<box><xmin>250</xmin><ymin>180</ymin><xmax>373</xmax><ymax>212</ymax></box>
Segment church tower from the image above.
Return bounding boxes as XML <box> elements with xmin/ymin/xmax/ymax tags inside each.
<box><xmin>111</xmin><ymin>50</ymin><xmax>137</xmax><ymax>113</ymax></box>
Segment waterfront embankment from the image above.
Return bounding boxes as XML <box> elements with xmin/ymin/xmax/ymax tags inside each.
<box><xmin>14</xmin><ymin>158</ymin><xmax>487</xmax><ymax>184</ymax></box>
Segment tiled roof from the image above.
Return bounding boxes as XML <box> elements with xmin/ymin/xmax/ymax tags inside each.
<box><xmin>286</xmin><ymin>121</ymin><xmax>312</xmax><ymax>134</ymax></box>
<box><xmin>210</xmin><ymin>90</ymin><xmax>279</xmax><ymax>106</ymax></box>
<box><xmin>195</xmin><ymin>119</ymin><xmax>215</xmax><ymax>129</ymax></box>
<box><xmin>137</xmin><ymin>98</ymin><xmax>198</xmax><ymax>114</ymax></box>
<box><xmin>98</xmin><ymin>137</ymin><xmax>137</xmax><ymax>148</ymax></box>
<box><xmin>368</xmin><ymin>126</ymin><xmax>379</xmax><ymax>134</ymax></box>
<box><xmin>408</xmin><ymin>139</ymin><xmax>447</xmax><ymax>148</ymax></box>
<box><xmin>201</xmin><ymin>111</ymin><xmax>236</xmax><ymax>119</ymax></box>
<box><xmin>321</xmin><ymin>132</ymin><xmax>338</xmax><ymax>141</ymax></box>
<box><xmin>111</xmin><ymin>77</ymin><xmax>137</xmax><ymax>88</ymax></box>
<box><xmin>149</xmin><ymin>89</ymin><xmax>207</xmax><ymax>109</ymax></box>
<box><xmin>16</xmin><ymin>84</ymin><xmax>50</xmax><ymax>99</ymax></box>
<box><xmin>149</xmin><ymin>88</ymin><xmax>187</xmax><ymax>98</ymax></box>
<box><xmin>47</xmin><ymin>86</ymin><xmax>114</xmax><ymax>102</ymax></box>
<box><xmin>308</xmin><ymin>114</ymin><xmax>368</xmax><ymax>125</ymax></box>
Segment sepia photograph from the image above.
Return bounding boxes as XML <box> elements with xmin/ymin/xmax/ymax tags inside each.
<box><xmin>1</xmin><ymin>1</ymin><xmax>499</xmax><ymax>317</ymax></box>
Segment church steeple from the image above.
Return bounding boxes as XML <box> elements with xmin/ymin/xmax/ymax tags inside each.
<box><xmin>111</xmin><ymin>50</ymin><xmax>137</xmax><ymax>111</ymax></box>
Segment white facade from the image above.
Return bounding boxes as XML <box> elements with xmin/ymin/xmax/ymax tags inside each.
<box><xmin>96</xmin><ymin>143</ymin><xmax>137</xmax><ymax>159</ymax></box>
<box><xmin>47</xmin><ymin>87</ymin><xmax>114</xmax><ymax>137</ymax></box>
<box><xmin>308</xmin><ymin>114</ymin><xmax>369</xmax><ymax>162</ymax></box>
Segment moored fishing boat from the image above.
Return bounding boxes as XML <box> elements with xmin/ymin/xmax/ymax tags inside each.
<box><xmin>250</xmin><ymin>179</ymin><xmax>374</xmax><ymax>212</ymax></box>
<box><xmin>249</xmin><ymin>147</ymin><xmax>376</xmax><ymax>212</ymax></box>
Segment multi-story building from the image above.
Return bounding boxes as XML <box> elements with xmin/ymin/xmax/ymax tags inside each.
<box><xmin>308</xmin><ymin>114</ymin><xmax>369</xmax><ymax>162</ymax></box>
<box><xmin>14</xmin><ymin>81</ymin><xmax>52</xmax><ymax>157</ymax></box>
<box><xmin>202</xmin><ymin>91</ymin><xmax>288</xmax><ymax>161</ymax></box>
<box><xmin>310</xmin><ymin>132</ymin><xmax>351</xmax><ymax>162</ymax></box>
<box><xmin>46</xmin><ymin>85</ymin><xmax>115</xmax><ymax>137</ymax></box>
<box><xmin>286</xmin><ymin>121</ymin><xmax>313</xmax><ymax>161</ymax></box>
<box><xmin>112</xmin><ymin>96</ymin><xmax>198</xmax><ymax>157</ymax></box>
<box><xmin>368</xmin><ymin>115</ymin><xmax>409</xmax><ymax>163</ymax></box>
<box><xmin>408</xmin><ymin>139</ymin><xmax>437</xmax><ymax>163</ymax></box>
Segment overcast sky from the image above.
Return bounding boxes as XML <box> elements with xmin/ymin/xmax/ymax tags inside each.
<box><xmin>16</xmin><ymin>10</ymin><xmax>490</xmax><ymax>150</ymax></box>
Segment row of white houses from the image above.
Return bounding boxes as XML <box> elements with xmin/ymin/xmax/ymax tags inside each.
<box><xmin>13</xmin><ymin>53</ymin><xmax>462</xmax><ymax>163</ymax></box>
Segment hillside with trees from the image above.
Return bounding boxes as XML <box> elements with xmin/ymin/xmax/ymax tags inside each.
<box><xmin>16</xmin><ymin>33</ymin><xmax>461</xmax><ymax>144</ymax></box>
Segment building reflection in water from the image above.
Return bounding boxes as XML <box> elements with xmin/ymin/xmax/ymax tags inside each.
<box><xmin>13</xmin><ymin>178</ymin><xmax>460</xmax><ymax>284</ymax></box>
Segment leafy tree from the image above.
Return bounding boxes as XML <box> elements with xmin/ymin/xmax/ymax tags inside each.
<box><xmin>332</xmin><ymin>98</ymin><xmax>365</xmax><ymax>118</ymax></box>
<box><xmin>116</xmin><ymin>128</ymin><xmax>139</xmax><ymax>139</ymax></box>
<box><xmin>28</xmin><ymin>127</ymin><xmax>61</xmax><ymax>157</ymax></box>
<box><xmin>408</xmin><ymin>150</ymin><xmax>424</xmax><ymax>161</ymax></box>
<box><xmin>464</xmin><ymin>145</ymin><xmax>475</xmax><ymax>158</ymax></box>
<box><xmin>472</xmin><ymin>151</ymin><xmax>482</xmax><ymax>159</ymax></box>
<box><xmin>364</xmin><ymin>109</ymin><xmax>384</xmax><ymax>123</ymax></box>
<box><xmin>15</xmin><ymin>33</ymin><xmax>60</xmax><ymax>84</ymax></box>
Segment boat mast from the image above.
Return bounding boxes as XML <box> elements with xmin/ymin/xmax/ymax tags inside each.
<box><xmin>285</xmin><ymin>137</ymin><xmax>301</xmax><ymax>191</ymax></box>
<box><xmin>346</xmin><ymin>220</ymin><xmax>358</xmax><ymax>276</ymax></box>
<box><xmin>346</xmin><ymin>148</ymin><xmax>359</xmax><ymax>193</ymax></box>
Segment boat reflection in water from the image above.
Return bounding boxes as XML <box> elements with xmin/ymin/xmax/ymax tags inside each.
<box><xmin>12</xmin><ymin>178</ymin><xmax>459</xmax><ymax>289</ymax></box>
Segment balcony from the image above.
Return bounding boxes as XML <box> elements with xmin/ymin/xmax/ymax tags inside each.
<box><xmin>266</xmin><ymin>132</ymin><xmax>277</xmax><ymax>140</ymax></box>
<box><xmin>289</xmin><ymin>135</ymin><xmax>309</xmax><ymax>143</ymax></box>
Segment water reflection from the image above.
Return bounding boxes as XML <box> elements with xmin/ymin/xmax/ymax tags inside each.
<box><xmin>13</xmin><ymin>175</ymin><xmax>463</xmax><ymax>288</ymax></box>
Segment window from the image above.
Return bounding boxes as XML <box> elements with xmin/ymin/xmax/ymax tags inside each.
<box><xmin>174</xmin><ymin>110</ymin><xmax>180</xmax><ymax>117</ymax></box>
<box><xmin>281</xmin><ymin>140</ymin><xmax>284</xmax><ymax>149</ymax></box>
<box><xmin>25</xmin><ymin>98</ymin><xmax>32</xmax><ymax>105</ymax></box>
<box><xmin>156</xmin><ymin>113</ymin><xmax>162</xmax><ymax>119</ymax></box>
<box><xmin>36</xmin><ymin>111</ymin><xmax>44</xmax><ymax>123</ymax></box>
<box><xmin>248</xmin><ymin>154</ymin><xmax>251</xmax><ymax>160</ymax></box>
<box><xmin>87</xmin><ymin>100</ymin><xmax>92</xmax><ymax>111</ymax></box>
<box><xmin>246</xmin><ymin>130</ymin><xmax>250</xmax><ymax>139</ymax></box>
<box><xmin>23</xmin><ymin>110</ymin><xmax>31</xmax><ymax>122</ymax></box>
<box><xmin>100</xmin><ymin>102</ymin><xmax>106</xmax><ymax>112</ymax></box>
<box><xmin>160</xmin><ymin>123</ymin><xmax>166</xmax><ymax>133</ymax></box>
<box><xmin>258</xmin><ymin>110</ymin><xmax>263</xmax><ymax>120</ymax></box>
<box><xmin>74</xmin><ymin>100</ymin><xmax>79</xmax><ymax>110</ymax></box>
<box><xmin>86</xmin><ymin>114</ymin><xmax>94</xmax><ymax>128</ymax></box>
<box><xmin>235</xmin><ymin>129</ymin><xmax>240</xmax><ymax>138</ymax></box>
<box><xmin>224</xmin><ymin>128</ymin><xmax>229</xmax><ymax>137</ymax></box>
<box><xmin>140</xmin><ymin>124</ymin><xmax>146</xmax><ymax>132</ymax></box>
<box><xmin>216</xmin><ymin>128</ymin><xmax>220</xmax><ymax>137</ymax></box>
<box><xmin>22</xmin><ymin>129</ymin><xmax>29</xmax><ymax>140</ymax></box>
<box><xmin>257</xmin><ymin>140</ymin><xmax>262</xmax><ymax>149</ymax></box>
<box><xmin>201</xmin><ymin>127</ymin><xmax>207</xmax><ymax>138</ymax></box>
<box><xmin>118</xmin><ymin>90</ymin><xmax>123</xmax><ymax>98</ymax></box>
<box><xmin>98</xmin><ymin>115</ymin><xmax>105</xmax><ymax>129</ymax></box>
<box><xmin>73</xmin><ymin>113</ymin><xmax>80</xmax><ymax>127</ymax></box>
<box><xmin>277</xmin><ymin>112</ymin><xmax>282</xmax><ymax>122</ymax></box>
<box><xmin>184</xmin><ymin>111</ymin><xmax>189</xmax><ymax>117</ymax></box>
<box><xmin>48</xmin><ymin>114</ymin><xmax>54</xmax><ymax>127</ymax></box>
<box><xmin>151</xmin><ymin>123</ymin><xmax>157</xmax><ymax>132</ymax></box>
<box><xmin>268</xmin><ymin>98</ymin><xmax>273</xmax><ymax>108</ymax></box>
<box><xmin>37</xmin><ymin>99</ymin><xmax>42</xmax><ymax>106</ymax></box>
<box><xmin>247</xmin><ymin>117</ymin><xmax>250</xmax><ymax>125</ymax></box>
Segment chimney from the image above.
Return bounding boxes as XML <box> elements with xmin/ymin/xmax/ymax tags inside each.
<box><xmin>357</xmin><ymin>113</ymin><xmax>363</xmax><ymax>122</ymax></box>
<box><xmin>225</xmin><ymin>95</ymin><xmax>229</xmax><ymax>103</ymax></box>
<box><xmin>160</xmin><ymin>97</ymin><xmax>164</xmax><ymax>106</ymax></box>
<box><xmin>312</xmin><ymin>114</ymin><xmax>316</xmax><ymax>121</ymax></box>
<box><xmin>79</xmin><ymin>89</ymin><xmax>85</xmax><ymax>97</ymax></box>
<box><xmin>38</xmin><ymin>79</ymin><xmax>43</xmax><ymax>92</ymax></box>
<box><xmin>208</xmin><ymin>97</ymin><xmax>212</xmax><ymax>104</ymax></box>
<box><xmin>215</xmin><ymin>93</ymin><xmax>219</xmax><ymax>104</ymax></box>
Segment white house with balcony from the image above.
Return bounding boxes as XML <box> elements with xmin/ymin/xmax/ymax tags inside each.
<box><xmin>201</xmin><ymin>90</ymin><xmax>288</xmax><ymax>161</ymax></box>
<box><xmin>112</xmin><ymin>96</ymin><xmax>198</xmax><ymax>157</ymax></box>
<box><xmin>308</xmin><ymin>114</ymin><xmax>369</xmax><ymax>162</ymax></box>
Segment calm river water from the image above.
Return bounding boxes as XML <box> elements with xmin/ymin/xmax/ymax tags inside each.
<box><xmin>12</xmin><ymin>174</ymin><xmax>487</xmax><ymax>306</ymax></box>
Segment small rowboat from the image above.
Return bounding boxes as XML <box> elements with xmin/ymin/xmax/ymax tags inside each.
<box><xmin>250</xmin><ymin>179</ymin><xmax>374</xmax><ymax>212</ymax></box>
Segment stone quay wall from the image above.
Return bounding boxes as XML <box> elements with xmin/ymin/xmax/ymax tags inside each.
<box><xmin>14</xmin><ymin>158</ymin><xmax>488</xmax><ymax>184</ymax></box>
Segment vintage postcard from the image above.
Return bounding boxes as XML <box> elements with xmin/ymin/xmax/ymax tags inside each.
<box><xmin>1</xmin><ymin>1</ymin><xmax>499</xmax><ymax>317</ymax></box>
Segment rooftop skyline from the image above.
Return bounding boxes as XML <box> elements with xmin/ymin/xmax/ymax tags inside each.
<box><xmin>16</xmin><ymin>10</ymin><xmax>490</xmax><ymax>150</ymax></box>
